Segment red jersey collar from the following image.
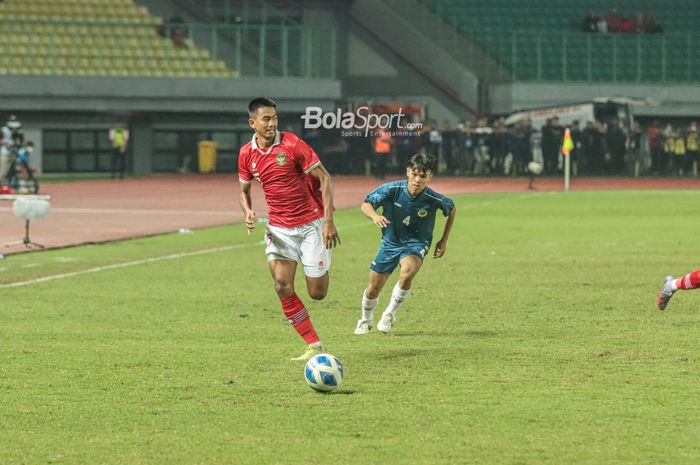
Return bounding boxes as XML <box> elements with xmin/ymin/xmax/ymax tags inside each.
<box><xmin>251</xmin><ymin>131</ymin><xmax>281</xmax><ymax>155</ymax></box>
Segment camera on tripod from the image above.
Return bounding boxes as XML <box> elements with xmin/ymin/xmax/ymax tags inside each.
<box><xmin>6</xmin><ymin>115</ymin><xmax>24</xmax><ymax>147</ymax></box>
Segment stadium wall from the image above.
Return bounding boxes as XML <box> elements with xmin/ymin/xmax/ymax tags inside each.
<box><xmin>490</xmin><ymin>83</ymin><xmax>700</xmax><ymax>117</ymax></box>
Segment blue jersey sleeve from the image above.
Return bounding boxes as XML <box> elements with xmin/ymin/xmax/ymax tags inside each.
<box><xmin>364</xmin><ymin>182</ymin><xmax>393</xmax><ymax>210</ymax></box>
<box><xmin>439</xmin><ymin>196</ymin><xmax>455</xmax><ymax>217</ymax></box>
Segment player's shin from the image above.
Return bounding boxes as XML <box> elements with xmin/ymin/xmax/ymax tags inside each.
<box><xmin>361</xmin><ymin>290</ymin><xmax>379</xmax><ymax>321</ymax></box>
<box><xmin>280</xmin><ymin>293</ymin><xmax>320</xmax><ymax>344</ymax></box>
<box><xmin>384</xmin><ymin>282</ymin><xmax>410</xmax><ymax>316</ymax></box>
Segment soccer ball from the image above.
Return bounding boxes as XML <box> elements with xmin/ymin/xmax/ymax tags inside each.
<box><xmin>528</xmin><ymin>161</ymin><xmax>543</xmax><ymax>175</ymax></box>
<box><xmin>304</xmin><ymin>353</ymin><xmax>344</xmax><ymax>392</ymax></box>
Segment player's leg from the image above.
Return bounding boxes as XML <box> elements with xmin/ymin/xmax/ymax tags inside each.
<box><xmin>354</xmin><ymin>243</ymin><xmax>399</xmax><ymax>335</ymax></box>
<box><xmin>266</xmin><ymin>224</ymin><xmax>325</xmax><ymax>360</ymax></box>
<box><xmin>377</xmin><ymin>253</ymin><xmax>424</xmax><ymax>333</ymax></box>
<box><xmin>658</xmin><ymin>270</ymin><xmax>700</xmax><ymax>310</ymax></box>
<box><xmin>354</xmin><ymin>270</ymin><xmax>392</xmax><ymax>334</ymax></box>
<box><xmin>300</xmin><ymin>218</ymin><xmax>332</xmax><ymax>301</ymax></box>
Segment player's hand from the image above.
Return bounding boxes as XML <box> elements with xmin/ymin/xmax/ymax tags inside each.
<box><xmin>433</xmin><ymin>239</ymin><xmax>447</xmax><ymax>259</ymax></box>
<box><xmin>323</xmin><ymin>220</ymin><xmax>340</xmax><ymax>249</ymax></box>
<box><xmin>372</xmin><ymin>215</ymin><xmax>391</xmax><ymax>229</ymax></box>
<box><xmin>245</xmin><ymin>209</ymin><xmax>256</xmax><ymax>235</ymax></box>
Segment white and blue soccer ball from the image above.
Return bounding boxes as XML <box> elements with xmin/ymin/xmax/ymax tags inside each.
<box><xmin>304</xmin><ymin>353</ymin><xmax>344</xmax><ymax>392</ymax></box>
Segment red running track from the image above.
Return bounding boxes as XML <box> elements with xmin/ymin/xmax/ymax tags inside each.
<box><xmin>0</xmin><ymin>175</ymin><xmax>698</xmax><ymax>255</ymax></box>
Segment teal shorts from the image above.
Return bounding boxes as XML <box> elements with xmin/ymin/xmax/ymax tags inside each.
<box><xmin>369</xmin><ymin>242</ymin><xmax>429</xmax><ymax>274</ymax></box>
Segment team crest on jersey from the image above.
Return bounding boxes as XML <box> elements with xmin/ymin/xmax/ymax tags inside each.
<box><xmin>276</xmin><ymin>152</ymin><xmax>287</xmax><ymax>166</ymax></box>
<box><xmin>417</xmin><ymin>208</ymin><xmax>428</xmax><ymax>218</ymax></box>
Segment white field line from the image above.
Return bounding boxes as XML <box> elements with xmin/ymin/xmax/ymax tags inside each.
<box><xmin>0</xmin><ymin>194</ymin><xmax>539</xmax><ymax>289</ymax></box>
<box><xmin>0</xmin><ymin>242</ymin><xmax>263</xmax><ymax>289</ymax></box>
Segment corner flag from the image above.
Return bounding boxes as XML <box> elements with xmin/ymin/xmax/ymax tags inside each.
<box><xmin>562</xmin><ymin>127</ymin><xmax>574</xmax><ymax>191</ymax></box>
<box><xmin>561</xmin><ymin>128</ymin><xmax>574</xmax><ymax>156</ymax></box>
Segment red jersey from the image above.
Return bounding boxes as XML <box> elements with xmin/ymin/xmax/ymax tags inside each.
<box><xmin>238</xmin><ymin>131</ymin><xmax>325</xmax><ymax>228</ymax></box>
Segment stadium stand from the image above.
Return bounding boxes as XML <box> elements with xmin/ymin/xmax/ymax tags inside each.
<box><xmin>0</xmin><ymin>0</ymin><xmax>238</xmax><ymax>78</ymax></box>
<box><xmin>422</xmin><ymin>0</ymin><xmax>700</xmax><ymax>83</ymax></box>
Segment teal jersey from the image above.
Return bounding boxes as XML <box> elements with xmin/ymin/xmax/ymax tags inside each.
<box><xmin>365</xmin><ymin>180</ymin><xmax>454</xmax><ymax>248</ymax></box>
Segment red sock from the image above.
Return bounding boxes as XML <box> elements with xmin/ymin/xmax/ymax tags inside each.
<box><xmin>280</xmin><ymin>293</ymin><xmax>320</xmax><ymax>345</ymax></box>
<box><xmin>676</xmin><ymin>270</ymin><xmax>700</xmax><ymax>290</ymax></box>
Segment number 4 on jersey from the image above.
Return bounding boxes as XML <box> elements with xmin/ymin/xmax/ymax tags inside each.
<box><xmin>402</xmin><ymin>215</ymin><xmax>411</xmax><ymax>226</ymax></box>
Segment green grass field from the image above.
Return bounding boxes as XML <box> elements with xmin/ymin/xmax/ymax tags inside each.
<box><xmin>1</xmin><ymin>190</ymin><xmax>699</xmax><ymax>465</ymax></box>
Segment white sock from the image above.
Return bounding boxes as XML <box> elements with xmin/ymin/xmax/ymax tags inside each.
<box><xmin>361</xmin><ymin>290</ymin><xmax>378</xmax><ymax>321</ymax></box>
<box><xmin>384</xmin><ymin>282</ymin><xmax>410</xmax><ymax>316</ymax></box>
<box><xmin>670</xmin><ymin>279</ymin><xmax>678</xmax><ymax>291</ymax></box>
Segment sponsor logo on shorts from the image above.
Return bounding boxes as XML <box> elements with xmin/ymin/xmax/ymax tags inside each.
<box><xmin>417</xmin><ymin>208</ymin><xmax>428</xmax><ymax>218</ymax></box>
<box><xmin>276</xmin><ymin>152</ymin><xmax>287</xmax><ymax>166</ymax></box>
<box><xmin>318</xmin><ymin>261</ymin><xmax>324</xmax><ymax>268</ymax></box>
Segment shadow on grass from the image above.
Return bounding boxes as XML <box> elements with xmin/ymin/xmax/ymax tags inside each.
<box><xmin>314</xmin><ymin>390</ymin><xmax>357</xmax><ymax>395</ymax></box>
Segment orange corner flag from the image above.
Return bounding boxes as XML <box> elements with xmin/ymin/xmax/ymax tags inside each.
<box><xmin>561</xmin><ymin>128</ymin><xmax>574</xmax><ymax>157</ymax></box>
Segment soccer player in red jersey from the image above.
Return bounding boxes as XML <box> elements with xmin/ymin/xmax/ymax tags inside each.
<box><xmin>657</xmin><ymin>270</ymin><xmax>700</xmax><ymax>310</ymax></box>
<box><xmin>238</xmin><ymin>97</ymin><xmax>340</xmax><ymax>360</ymax></box>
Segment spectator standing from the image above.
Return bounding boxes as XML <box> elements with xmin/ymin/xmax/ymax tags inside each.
<box><xmin>426</xmin><ymin>122</ymin><xmax>442</xmax><ymax>160</ymax></box>
<box><xmin>489</xmin><ymin>118</ymin><xmax>508</xmax><ymax>175</ymax></box>
<box><xmin>685</xmin><ymin>122</ymin><xmax>699</xmax><ymax>177</ymax></box>
<box><xmin>672</xmin><ymin>130</ymin><xmax>686</xmax><ymax>176</ymax></box>
<box><xmin>440</xmin><ymin>120</ymin><xmax>456</xmax><ymax>174</ymax></box>
<box><xmin>457</xmin><ymin>120</ymin><xmax>475</xmax><ymax>175</ymax></box>
<box><xmin>0</xmin><ymin>122</ymin><xmax>12</xmax><ymax>186</ymax></box>
<box><xmin>662</xmin><ymin>124</ymin><xmax>675</xmax><ymax>175</ymax></box>
<box><xmin>582</xmin><ymin>12</ymin><xmax>599</xmax><ymax>32</ymax></box>
<box><xmin>569</xmin><ymin>121</ymin><xmax>582</xmax><ymax>177</ymax></box>
<box><xmin>606</xmin><ymin>8</ymin><xmax>622</xmax><ymax>33</ymax></box>
<box><xmin>510</xmin><ymin>120</ymin><xmax>532</xmax><ymax>176</ymax></box>
<box><xmin>607</xmin><ymin>120</ymin><xmax>627</xmax><ymax>174</ymax></box>
<box><xmin>373</xmin><ymin>128</ymin><xmax>393</xmax><ymax>180</ymax></box>
<box><xmin>596</xmin><ymin>15</ymin><xmax>608</xmax><ymax>33</ymax></box>
<box><xmin>109</xmin><ymin>122</ymin><xmax>129</xmax><ymax>179</ymax></box>
<box><xmin>541</xmin><ymin>117</ymin><xmax>562</xmax><ymax>174</ymax></box>
<box><xmin>168</xmin><ymin>10</ymin><xmax>188</xmax><ymax>48</ymax></box>
<box><xmin>647</xmin><ymin>121</ymin><xmax>664</xmax><ymax>175</ymax></box>
<box><xmin>473</xmin><ymin>117</ymin><xmax>492</xmax><ymax>175</ymax></box>
<box><xmin>583</xmin><ymin>121</ymin><xmax>604</xmax><ymax>174</ymax></box>
<box><xmin>627</xmin><ymin>121</ymin><xmax>642</xmax><ymax>176</ymax></box>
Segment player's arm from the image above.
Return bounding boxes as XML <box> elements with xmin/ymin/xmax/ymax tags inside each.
<box><xmin>361</xmin><ymin>201</ymin><xmax>390</xmax><ymax>229</ymax></box>
<box><xmin>433</xmin><ymin>206</ymin><xmax>456</xmax><ymax>259</ymax></box>
<box><xmin>308</xmin><ymin>163</ymin><xmax>340</xmax><ymax>248</ymax></box>
<box><xmin>239</xmin><ymin>180</ymin><xmax>256</xmax><ymax>236</ymax></box>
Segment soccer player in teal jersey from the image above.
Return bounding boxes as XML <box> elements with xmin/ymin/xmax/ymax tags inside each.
<box><xmin>354</xmin><ymin>153</ymin><xmax>456</xmax><ymax>334</ymax></box>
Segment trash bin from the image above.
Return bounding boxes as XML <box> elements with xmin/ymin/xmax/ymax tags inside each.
<box><xmin>198</xmin><ymin>140</ymin><xmax>218</xmax><ymax>173</ymax></box>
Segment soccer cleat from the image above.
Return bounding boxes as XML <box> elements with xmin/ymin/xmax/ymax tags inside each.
<box><xmin>377</xmin><ymin>312</ymin><xmax>396</xmax><ymax>334</ymax></box>
<box><xmin>291</xmin><ymin>342</ymin><xmax>327</xmax><ymax>361</ymax></box>
<box><xmin>354</xmin><ymin>319</ymin><xmax>373</xmax><ymax>335</ymax></box>
<box><xmin>657</xmin><ymin>275</ymin><xmax>675</xmax><ymax>311</ymax></box>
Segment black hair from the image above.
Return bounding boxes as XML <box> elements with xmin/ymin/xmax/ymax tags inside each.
<box><xmin>248</xmin><ymin>97</ymin><xmax>277</xmax><ymax>117</ymax></box>
<box><xmin>407</xmin><ymin>153</ymin><xmax>436</xmax><ymax>174</ymax></box>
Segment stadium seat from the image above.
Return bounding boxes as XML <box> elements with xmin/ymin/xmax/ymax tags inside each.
<box><xmin>424</xmin><ymin>0</ymin><xmax>700</xmax><ymax>83</ymax></box>
<box><xmin>0</xmin><ymin>0</ymin><xmax>239</xmax><ymax>79</ymax></box>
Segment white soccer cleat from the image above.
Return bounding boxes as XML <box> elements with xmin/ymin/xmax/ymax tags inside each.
<box><xmin>377</xmin><ymin>312</ymin><xmax>396</xmax><ymax>334</ymax></box>
<box><xmin>354</xmin><ymin>319</ymin><xmax>373</xmax><ymax>335</ymax></box>
<box><xmin>657</xmin><ymin>275</ymin><xmax>675</xmax><ymax>311</ymax></box>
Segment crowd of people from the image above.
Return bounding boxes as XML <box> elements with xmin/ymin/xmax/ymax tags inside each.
<box><xmin>582</xmin><ymin>8</ymin><xmax>663</xmax><ymax>34</ymax></box>
<box><xmin>302</xmin><ymin>116</ymin><xmax>700</xmax><ymax>180</ymax></box>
